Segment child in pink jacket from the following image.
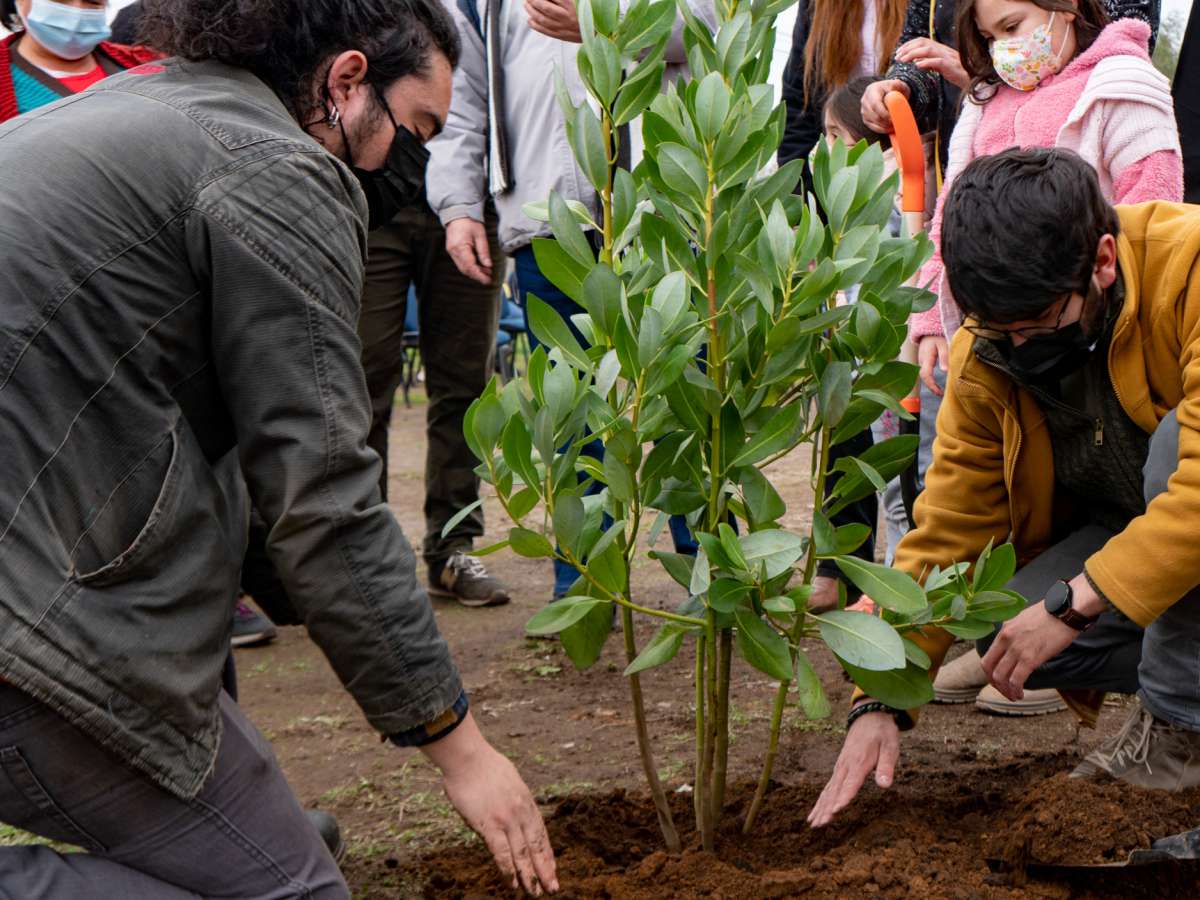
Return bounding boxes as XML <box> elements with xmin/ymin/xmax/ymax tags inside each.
<box><xmin>909</xmin><ymin>1</ymin><xmax>1182</xmax><ymax>395</ymax></box>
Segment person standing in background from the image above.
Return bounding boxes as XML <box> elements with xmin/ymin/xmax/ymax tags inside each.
<box><xmin>435</xmin><ymin>0</ymin><xmax>716</xmax><ymax>604</ymax></box>
<box><xmin>0</xmin><ymin>0</ymin><xmax>156</xmax><ymax>119</ymax></box>
<box><xmin>356</xmin><ymin>199</ymin><xmax>512</xmax><ymax>609</ymax></box>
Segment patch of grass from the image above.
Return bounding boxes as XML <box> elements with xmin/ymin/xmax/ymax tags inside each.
<box><xmin>0</xmin><ymin>824</ymin><xmax>80</xmax><ymax>854</ymax></box>
<box><xmin>536</xmin><ymin>780</ymin><xmax>595</xmax><ymax>800</ymax></box>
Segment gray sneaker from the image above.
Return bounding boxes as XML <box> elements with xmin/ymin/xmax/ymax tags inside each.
<box><xmin>429</xmin><ymin>551</ymin><xmax>511</xmax><ymax>607</ymax></box>
<box><xmin>1070</xmin><ymin>698</ymin><xmax>1200</xmax><ymax>790</ymax></box>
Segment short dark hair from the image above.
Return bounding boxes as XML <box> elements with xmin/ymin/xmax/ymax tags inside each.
<box><xmin>824</xmin><ymin>76</ymin><xmax>889</xmax><ymax>148</ymax></box>
<box><xmin>941</xmin><ymin>147</ymin><xmax>1120</xmax><ymax>323</ymax></box>
<box><xmin>137</xmin><ymin>0</ymin><xmax>460</xmax><ymax>123</ymax></box>
<box><xmin>956</xmin><ymin>0</ymin><xmax>1110</xmax><ymax>103</ymax></box>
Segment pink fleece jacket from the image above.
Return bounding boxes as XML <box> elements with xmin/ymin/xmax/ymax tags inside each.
<box><xmin>910</xmin><ymin>19</ymin><xmax>1183</xmax><ymax>341</ymax></box>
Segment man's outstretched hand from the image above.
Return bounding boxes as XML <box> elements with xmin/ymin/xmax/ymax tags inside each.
<box><xmin>807</xmin><ymin>706</ymin><xmax>899</xmax><ymax>828</ymax></box>
<box><xmin>422</xmin><ymin>712</ymin><xmax>558</xmax><ymax>895</ymax></box>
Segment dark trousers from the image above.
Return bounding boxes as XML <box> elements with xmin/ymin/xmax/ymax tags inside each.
<box><xmin>358</xmin><ymin>204</ymin><xmax>504</xmax><ymax>577</ymax></box>
<box><xmin>0</xmin><ymin>684</ymin><xmax>345</xmax><ymax>898</ymax></box>
<box><xmin>976</xmin><ymin>411</ymin><xmax>1200</xmax><ymax>730</ymax></box>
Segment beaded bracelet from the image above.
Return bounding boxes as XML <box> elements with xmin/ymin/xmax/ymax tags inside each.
<box><xmin>846</xmin><ymin>700</ymin><xmax>897</xmax><ymax>730</ymax></box>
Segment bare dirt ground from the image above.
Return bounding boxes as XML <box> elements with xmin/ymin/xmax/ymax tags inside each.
<box><xmin>236</xmin><ymin>392</ymin><xmax>1198</xmax><ymax>898</ymax></box>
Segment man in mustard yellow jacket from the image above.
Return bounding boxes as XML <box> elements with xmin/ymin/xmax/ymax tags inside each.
<box><xmin>810</xmin><ymin>147</ymin><xmax>1200</xmax><ymax>827</ymax></box>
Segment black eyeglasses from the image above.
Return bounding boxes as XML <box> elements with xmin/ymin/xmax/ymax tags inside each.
<box><xmin>963</xmin><ymin>294</ymin><xmax>1077</xmax><ymax>343</ymax></box>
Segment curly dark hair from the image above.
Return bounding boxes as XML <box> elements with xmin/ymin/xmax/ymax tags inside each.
<box><xmin>941</xmin><ymin>147</ymin><xmax>1121</xmax><ymax>324</ymax></box>
<box><xmin>137</xmin><ymin>0</ymin><xmax>460</xmax><ymax>122</ymax></box>
<box><xmin>957</xmin><ymin>0</ymin><xmax>1110</xmax><ymax>103</ymax></box>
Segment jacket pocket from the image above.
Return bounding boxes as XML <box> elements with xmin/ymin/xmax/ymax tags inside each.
<box><xmin>0</xmin><ymin>746</ymin><xmax>107</xmax><ymax>853</ymax></box>
<box><xmin>74</xmin><ymin>428</ymin><xmax>180</xmax><ymax>587</ymax></box>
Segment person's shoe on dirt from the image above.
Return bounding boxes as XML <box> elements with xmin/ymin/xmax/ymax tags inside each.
<box><xmin>231</xmin><ymin>598</ymin><xmax>278</xmax><ymax>648</ymax></box>
<box><xmin>306</xmin><ymin>810</ymin><xmax>346</xmax><ymax>864</ymax></box>
<box><xmin>429</xmin><ymin>550</ymin><xmax>511</xmax><ymax>607</ymax></box>
<box><xmin>1070</xmin><ymin>698</ymin><xmax>1200</xmax><ymax>790</ymax></box>
<box><xmin>974</xmin><ymin>684</ymin><xmax>1067</xmax><ymax>716</ymax></box>
<box><xmin>933</xmin><ymin>648</ymin><xmax>988</xmax><ymax>703</ymax></box>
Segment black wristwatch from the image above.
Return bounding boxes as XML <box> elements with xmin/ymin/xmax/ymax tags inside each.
<box><xmin>1043</xmin><ymin>580</ymin><xmax>1098</xmax><ymax>631</ymax></box>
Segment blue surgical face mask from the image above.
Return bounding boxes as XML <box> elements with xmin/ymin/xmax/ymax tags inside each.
<box><xmin>22</xmin><ymin>0</ymin><xmax>111</xmax><ymax>62</ymax></box>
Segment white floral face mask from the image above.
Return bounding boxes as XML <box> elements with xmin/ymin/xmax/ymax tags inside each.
<box><xmin>990</xmin><ymin>11</ymin><xmax>1067</xmax><ymax>91</ymax></box>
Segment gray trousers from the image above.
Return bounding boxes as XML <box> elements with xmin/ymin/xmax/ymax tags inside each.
<box><xmin>0</xmin><ymin>684</ymin><xmax>346</xmax><ymax>898</ymax></box>
<box><xmin>977</xmin><ymin>410</ymin><xmax>1200</xmax><ymax>730</ymax></box>
<box><xmin>358</xmin><ymin>204</ymin><xmax>504</xmax><ymax>577</ymax></box>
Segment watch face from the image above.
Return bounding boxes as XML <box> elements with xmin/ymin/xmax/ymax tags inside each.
<box><xmin>1044</xmin><ymin>581</ymin><xmax>1071</xmax><ymax>617</ymax></box>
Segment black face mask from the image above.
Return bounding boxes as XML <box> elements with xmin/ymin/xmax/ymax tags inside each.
<box><xmin>326</xmin><ymin>87</ymin><xmax>432</xmax><ymax>230</ymax></box>
<box><xmin>994</xmin><ymin>321</ymin><xmax>1095</xmax><ymax>382</ymax></box>
<box><xmin>990</xmin><ymin>283</ymin><xmax>1103</xmax><ymax>382</ymax></box>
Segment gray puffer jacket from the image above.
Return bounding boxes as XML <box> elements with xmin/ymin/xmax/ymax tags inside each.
<box><xmin>427</xmin><ymin>0</ymin><xmax>715</xmax><ymax>254</ymax></box>
<box><xmin>0</xmin><ymin>58</ymin><xmax>461</xmax><ymax>799</ymax></box>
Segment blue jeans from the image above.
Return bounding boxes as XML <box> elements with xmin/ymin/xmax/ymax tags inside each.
<box><xmin>0</xmin><ymin>684</ymin><xmax>345</xmax><ymax>898</ymax></box>
<box><xmin>513</xmin><ymin>246</ymin><xmax>697</xmax><ymax>596</ymax></box>
<box><xmin>976</xmin><ymin>410</ymin><xmax>1200</xmax><ymax>730</ymax></box>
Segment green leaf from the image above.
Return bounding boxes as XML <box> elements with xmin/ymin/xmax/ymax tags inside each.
<box><xmin>736</xmin><ymin>465</ymin><xmax>786</xmax><ymax>525</ymax></box>
<box><xmin>501</xmin><ymin>417</ymin><xmax>539</xmax><ymax>488</ymax></box>
<box><xmin>527</xmin><ymin>596</ymin><xmax>609</xmax><ymax>635</ymax></box>
<box><xmin>624</xmin><ymin>623</ymin><xmax>688</xmax><ymax>676</ymax></box>
<box><xmin>657</xmin><ymin>142</ymin><xmax>708</xmax><ymax>198</ymax></box>
<box><xmin>974</xmin><ymin>542</ymin><xmax>1017</xmax><ymax>593</ymax></box>
<box><xmin>441</xmin><ymin>498</ymin><xmax>484</xmax><ymax>539</ymax></box>
<box><xmin>730</xmin><ymin>402</ymin><xmax>801</xmax><ymax>468</ymax></box>
<box><xmin>739</xmin><ymin>529</ymin><xmax>806</xmax><ymax>579</ymax></box>
<box><xmin>694</xmin><ymin>71</ymin><xmax>731</xmax><ymax>141</ymax></box>
<box><xmin>589</xmin><ymin>540</ymin><xmax>627</xmax><ymax>593</ymax></box>
<box><xmin>717</xmin><ymin>522</ymin><xmax>748</xmax><ymax>571</ymax></box>
<box><xmin>527</xmin><ymin>295</ymin><xmax>591</xmax><ymax>370</ymax></box>
<box><xmin>553</xmin><ymin>495</ymin><xmax>585</xmax><ymax>555</ymax></box>
<box><xmin>572</xmin><ymin>104</ymin><xmax>610</xmax><ymax>192</ymax></box>
<box><xmin>817</xmin><ymin>609</ymin><xmax>906</xmax><ymax>671</ymax></box>
<box><xmin>548</xmin><ymin>192</ymin><xmax>595</xmax><ymax>269</ymax></box>
<box><xmin>509</xmin><ymin>486</ymin><xmax>540</xmax><ymax>520</ymax></box>
<box><xmin>708</xmin><ymin>578</ymin><xmax>752</xmax><ymax>613</ymax></box>
<box><xmin>561</xmin><ymin>600</ymin><xmax>614</xmax><ymax>670</ymax></box>
<box><xmin>590</xmin><ymin>0</ymin><xmax>618</xmax><ymax>33</ymax></box>
<box><xmin>602</xmin><ymin>451</ymin><xmax>635</xmax><ymax>503</ymax></box>
<box><xmin>472</xmin><ymin>538</ymin><xmax>510</xmax><ymax>557</ymax></box>
<box><xmin>763</xmin><ymin>595</ymin><xmax>796</xmax><ymax>614</ymax></box>
<box><xmin>840</xmin><ymin>660</ymin><xmax>934</xmax><ymax>710</ymax></box>
<box><xmin>794</xmin><ymin>649</ymin><xmax>832</xmax><ymax>719</ymax></box>
<box><xmin>651</xmin><ymin>550</ymin><xmax>695</xmax><ymax>589</ymax></box>
<box><xmin>824</xmin><ymin>165</ymin><xmax>859</xmax><ymax>232</ymax></box>
<box><xmin>942</xmin><ymin>618</ymin><xmax>996</xmax><ymax>640</ymax></box>
<box><xmin>818</xmin><ymin>361</ymin><xmax>853</xmax><ymax>428</ymax></box>
<box><xmin>619</xmin><ymin>0</ymin><xmax>675</xmax><ymax>54</ymax></box>
<box><xmin>764</xmin><ymin>200</ymin><xmax>792</xmax><ymax>273</ymax></box>
<box><xmin>587</xmin><ymin>35</ymin><xmax>622</xmax><ymax>105</ymax></box>
<box><xmin>650</xmin><ymin>270</ymin><xmax>689</xmax><ymax>329</ymax></box>
<box><xmin>651</xmin><ymin>477</ymin><xmax>707</xmax><ymax>515</ymax></box>
<box><xmin>902</xmin><ymin>638</ymin><xmax>931</xmax><ymax>670</ymax></box>
<box><xmin>531</xmin><ymin>237</ymin><xmax>587</xmax><ymax>303</ymax></box>
<box><xmin>833</xmin><ymin>556</ymin><xmax>926</xmax><ymax>614</ymax></box>
<box><xmin>689</xmin><ymin>548</ymin><xmax>710</xmax><ymax>596</ymax></box>
<box><xmin>468</xmin><ymin>393</ymin><xmax>507</xmax><ymax>458</ymax></box>
<box><xmin>734</xmin><ymin>608</ymin><xmax>793</xmax><ymax>681</ymax></box>
<box><xmin>510</xmin><ymin>527</ymin><xmax>554</xmax><ymax>558</ymax></box>
<box><xmin>967</xmin><ymin>589</ymin><xmax>1026</xmax><ymax>623</ymax></box>
<box><xmin>637</xmin><ymin>307</ymin><xmax>664</xmax><ymax>368</ymax></box>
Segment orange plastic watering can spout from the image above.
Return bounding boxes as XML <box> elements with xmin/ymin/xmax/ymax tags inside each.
<box><xmin>885</xmin><ymin>91</ymin><xmax>925</xmax><ymax>218</ymax></box>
